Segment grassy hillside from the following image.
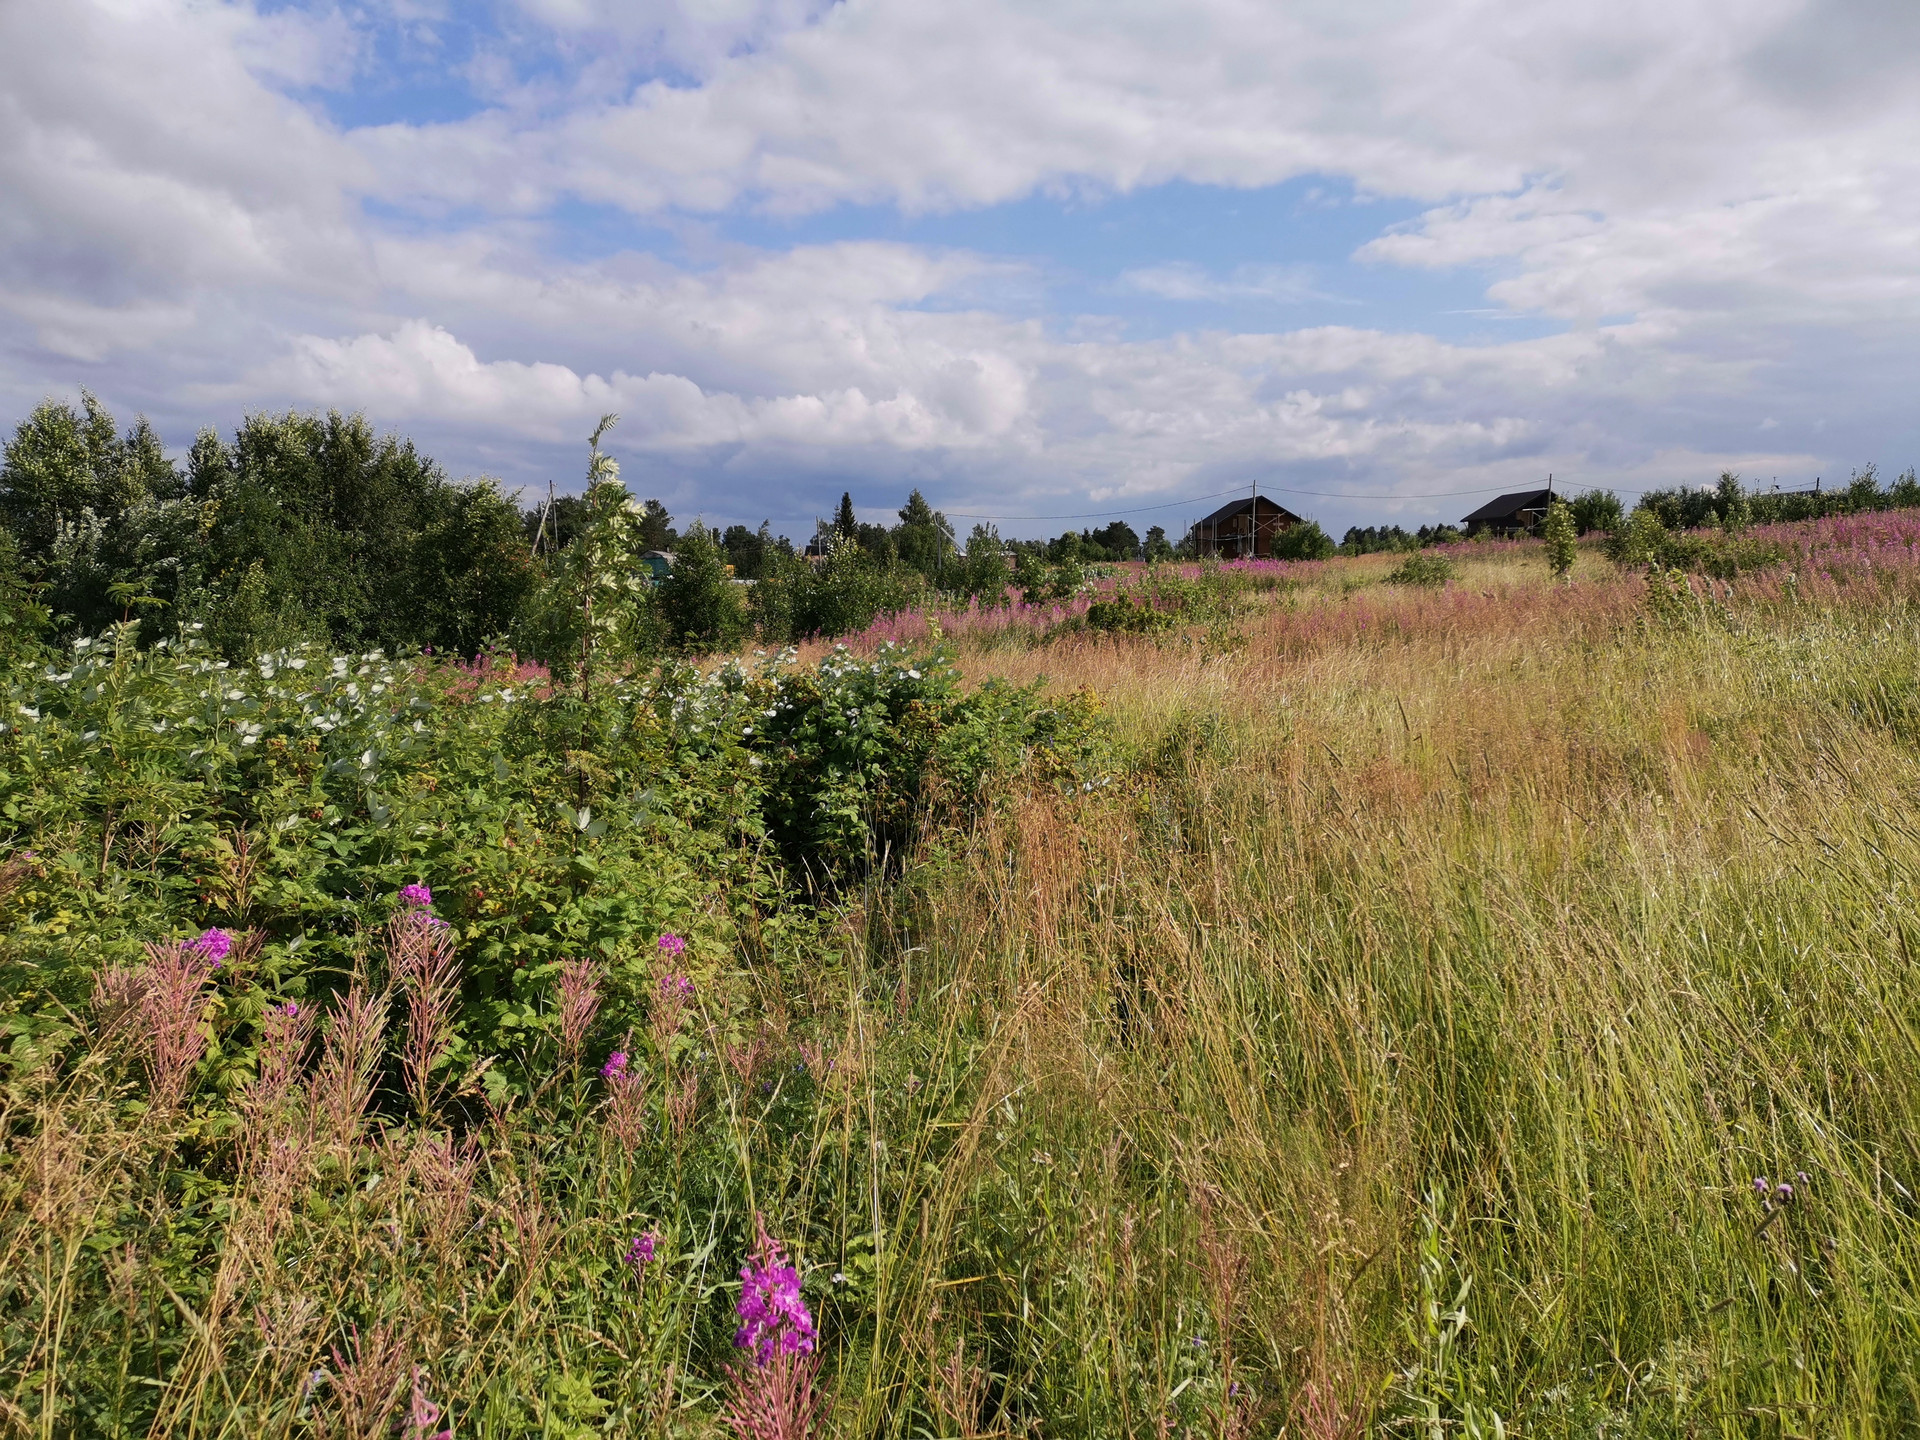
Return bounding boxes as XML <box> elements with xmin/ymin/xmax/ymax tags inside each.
<box><xmin>6</xmin><ymin>516</ymin><xmax>1920</xmax><ymax>1436</ymax></box>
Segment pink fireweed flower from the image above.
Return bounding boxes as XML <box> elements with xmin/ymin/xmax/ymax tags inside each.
<box><xmin>400</xmin><ymin>883</ymin><xmax>434</xmax><ymax>908</ymax></box>
<box><xmin>191</xmin><ymin>928</ymin><xmax>234</xmax><ymax>967</ymax></box>
<box><xmin>657</xmin><ymin>932</ymin><xmax>686</xmax><ymax>958</ymax></box>
<box><xmin>625</xmin><ymin>1231</ymin><xmax>658</xmax><ymax>1272</ymax></box>
<box><xmin>408</xmin><ymin>1366</ymin><xmax>452</xmax><ymax>1440</ymax></box>
<box><xmin>733</xmin><ymin>1217</ymin><xmax>817</xmax><ymax>1367</ymax></box>
<box><xmin>600</xmin><ymin>1050</ymin><xmax>629</xmax><ymax>1080</ymax></box>
<box><xmin>659</xmin><ymin>972</ymin><xmax>696</xmax><ymax>999</ymax></box>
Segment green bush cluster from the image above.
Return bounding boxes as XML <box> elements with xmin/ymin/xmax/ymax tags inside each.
<box><xmin>0</xmin><ymin>631</ymin><xmax>1103</xmax><ymax>1090</ymax></box>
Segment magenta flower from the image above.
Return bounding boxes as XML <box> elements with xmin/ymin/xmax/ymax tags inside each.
<box><xmin>600</xmin><ymin>1050</ymin><xmax>629</xmax><ymax>1080</ymax></box>
<box><xmin>191</xmin><ymin>928</ymin><xmax>234</xmax><ymax>967</ymax></box>
<box><xmin>275</xmin><ymin>1001</ymin><xmax>301</xmax><ymax>1018</ymax></box>
<box><xmin>657</xmin><ymin>933</ymin><xmax>686</xmax><ymax>958</ymax></box>
<box><xmin>625</xmin><ymin>1231</ymin><xmax>658</xmax><ymax>1271</ymax></box>
<box><xmin>400</xmin><ymin>883</ymin><xmax>433</xmax><ymax>908</ymax></box>
<box><xmin>733</xmin><ymin>1218</ymin><xmax>817</xmax><ymax>1367</ymax></box>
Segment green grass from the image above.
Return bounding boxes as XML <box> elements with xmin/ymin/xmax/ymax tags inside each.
<box><xmin>7</xmin><ymin>543</ymin><xmax>1920</xmax><ymax>1436</ymax></box>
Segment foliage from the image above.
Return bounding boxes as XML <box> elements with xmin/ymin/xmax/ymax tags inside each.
<box><xmin>1541</xmin><ymin>498</ymin><xmax>1576</xmax><ymax>580</ymax></box>
<box><xmin>11</xmin><ymin>522</ymin><xmax>1920</xmax><ymax>1434</ymax></box>
<box><xmin>656</xmin><ymin>521</ymin><xmax>747</xmax><ymax>654</ymax></box>
<box><xmin>513</xmin><ymin>416</ymin><xmax>659</xmax><ymax>682</ymax></box>
<box><xmin>1566</xmin><ymin>489</ymin><xmax>1623</xmax><ymax>535</ymax></box>
<box><xmin>1386</xmin><ymin>553</ymin><xmax>1456</xmax><ymax>587</ymax></box>
<box><xmin>2</xmin><ymin>397</ymin><xmax>531</xmax><ymax>658</ymax></box>
<box><xmin>1341</xmin><ymin>524</ymin><xmax>1418</xmax><ymax>556</ymax></box>
<box><xmin>1271</xmin><ymin>519</ymin><xmax>1336</xmax><ymax>561</ymax></box>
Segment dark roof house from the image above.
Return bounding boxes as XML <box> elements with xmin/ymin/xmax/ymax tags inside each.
<box><xmin>1190</xmin><ymin>495</ymin><xmax>1303</xmax><ymax>558</ymax></box>
<box><xmin>1460</xmin><ymin>488</ymin><xmax>1556</xmax><ymax>537</ymax></box>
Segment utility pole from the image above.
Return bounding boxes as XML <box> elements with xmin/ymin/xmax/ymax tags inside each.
<box><xmin>1251</xmin><ymin>476</ymin><xmax>1259</xmax><ymax>558</ymax></box>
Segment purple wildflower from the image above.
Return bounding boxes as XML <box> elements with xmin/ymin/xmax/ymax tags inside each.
<box><xmin>1775</xmin><ymin>1182</ymin><xmax>1794</xmax><ymax>1202</ymax></box>
<box><xmin>191</xmin><ymin>928</ymin><xmax>234</xmax><ymax>968</ymax></box>
<box><xmin>1753</xmin><ymin>1176</ymin><xmax>1769</xmax><ymax>1197</ymax></box>
<box><xmin>659</xmin><ymin>972</ymin><xmax>696</xmax><ymax>999</ymax></box>
<box><xmin>625</xmin><ymin>1231</ymin><xmax>658</xmax><ymax>1271</ymax></box>
<box><xmin>400</xmin><ymin>883</ymin><xmax>433</xmax><ymax>908</ymax></box>
<box><xmin>601</xmin><ymin>1050</ymin><xmax>629</xmax><ymax>1080</ymax></box>
<box><xmin>275</xmin><ymin>1001</ymin><xmax>301</xmax><ymax>1018</ymax></box>
<box><xmin>733</xmin><ymin>1216</ymin><xmax>816</xmax><ymax>1367</ymax></box>
<box><xmin>657</xmin><ymin>933</ymin><xmax>686</xmax><ymax>958</ymax></box>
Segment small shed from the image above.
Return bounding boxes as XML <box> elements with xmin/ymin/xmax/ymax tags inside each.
<box><xmin>1460</xmin><ymin>488</ymin><xmax>1556</xmax><ymax>537</ymax></box>
<box><xmin>1190</xmin><ymin>495</ymin><xmax>1303</xmax><ymax>559</ymax></box>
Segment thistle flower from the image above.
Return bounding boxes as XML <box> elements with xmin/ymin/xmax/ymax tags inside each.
<box><xmin>657</xmin><ymin>932</ymin><xmax>687</xmax><ymax>958</ymax></box>
<box><xmin>734</xmin><ymin>1215</ymin><xmax>817</xmax><ymax>1366</ymax></box>
<box><xmin>191</xmin><ymin>927</ymin><xmax>234</xmax><ymax>967</ymax></box>
<box><xmin>400</xmin><ymin>883</ymin><xmax>433</xmax><ymax>908</ymax></box>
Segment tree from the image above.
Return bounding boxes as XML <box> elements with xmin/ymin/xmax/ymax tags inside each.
<box><xmin>894</xmin><ymin>489</ymin><xmax>954</xmax><ymax>580</ymax></box>
<box><xmin>515</xmin><ymin>416</ymin><xmax>656</xmax><ymax>684</ymax></box>
<box><xmin>958</xmin><ymin>523</ymin><xmax>1010</xmax><ymax>603</ymax></box>
<box><xmin>1272</xmin><ymin>521</ymin><xmax>1335</xmax><ymax>561</ymax></box>
<box><xmin>1543</xmin><ymin>498</ymin><xmax>1577</xmax><ymax>581</ymax></box>
<box><xmin>1087</xmin><ymin>521</ymin><xmax>1141</xmax><ymax>561</ymax></box>
<box><xmin>1567</xmin><ymin>490</ymin><xmax>1623</xmax><ymax>536</ymax></box>
<box><xmin>1144</xmin><ymin>525</ymin><xmax>1175</xmax><ymax>562</ymax></box>
<box><xmin>721</xmin><ymin>522</ymin><xmax>772</xmax><ymax>580</ymax></box>
<box><xmin>1714</xmin><ymin>473</ymin><xmax>1751</xmax><ymax>534</ymax></box>
<box><xmin>657</xmin><ymin>521</ymin><xmax>746</xmax><ymax>654</ymax></box>
<box><xmin>638</xmin><ymin>499</ymin><xmax>677</xmax><ymax>553</ymax></box>
<box><xmin>834</xmin><ymin>492</ymin><xmax>858</xmax><ymax>540</ymax></box>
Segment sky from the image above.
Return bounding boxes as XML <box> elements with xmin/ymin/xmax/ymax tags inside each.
<box><xmin>3</xmin><ymin>0</ymin><xmax>1918</xmax><ymax>542</ymax></box>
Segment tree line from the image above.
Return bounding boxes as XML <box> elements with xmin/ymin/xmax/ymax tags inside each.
<box><xmin>6</xmin><ymin>395</ymin><xmax>1914</xmax><ymax>665</ymax></box>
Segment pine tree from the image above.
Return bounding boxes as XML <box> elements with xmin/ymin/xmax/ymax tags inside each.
<box><xmin>834</xmin><ymin>492</ymin><xmax>857</xmax><ymax>539</ymax></box>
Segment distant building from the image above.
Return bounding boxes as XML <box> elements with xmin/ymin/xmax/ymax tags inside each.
<box><xmin>1460</xmin><ymin>488</ymin><xmax>1556</xmax><ymax>538</ymax></box>
<box><xmin>639</xmin><ymin>550</ymin><xmax>676</xmax><ymax>579</ymax></box>
<box><xmin>1189</xmin><ymin>496</ymin><xmax>1303</xmax><ymax>558</ymax></box>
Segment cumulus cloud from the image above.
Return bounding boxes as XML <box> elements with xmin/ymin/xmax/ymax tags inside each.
<box><xmin>0</xmin><ymin>0</ymin><xmax>1914</xmax><ymax>537</ymax></box>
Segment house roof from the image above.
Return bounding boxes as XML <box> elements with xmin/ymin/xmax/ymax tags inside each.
<box><xmin>1194</xmin><ymin>494</ymin><xmax>1303</xmax><ymax>528</ymax></box>
<box><xmin>1460</xmin><ymin>488</ymin><xmax>1556</xmax><ymax>524</ymax></box>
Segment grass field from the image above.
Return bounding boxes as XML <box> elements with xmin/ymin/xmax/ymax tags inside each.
<box><xmin>7</xmin><ymin>521</ymin><xmax>1920</xmax><ymax>1437</ymax></box>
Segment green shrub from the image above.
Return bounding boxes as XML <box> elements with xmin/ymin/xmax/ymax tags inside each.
<box><xmin>1386</xmin><ymin>553</ymin><xmax>1456</xmax><ymax>587</ymax></box>
<box><xmin>1084</xmin><ymin>592</ymin><xmax>1177</xmax><ymax>635</ymax></box>
<box><xmin>1272</xmin><ymin>520</ymin><xmax>1336</xmax><ymax>561</ymax></box>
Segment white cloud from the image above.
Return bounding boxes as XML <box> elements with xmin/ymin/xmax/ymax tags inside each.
<box><xmin>1</xmin><ymin>0</ymin><xmax>1915</xmax><ymax>537</ymax></box>
<box><xmin>1118</xmin><ymin>263</ymin><xmax>1335</xmax><ymax>305</ymax></box>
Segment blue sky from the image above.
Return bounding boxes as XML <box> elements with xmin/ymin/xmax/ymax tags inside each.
<box><xmin>3</xmin><ymin>0</ymin><xmax>1918</xmax><ymax>542</ymax></box>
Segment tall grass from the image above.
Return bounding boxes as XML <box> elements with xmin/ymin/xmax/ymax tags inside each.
<box><xmin>7</xmin><ymin>533</ymin><xmax>1920</xmax><ymax>1435</ymax></box>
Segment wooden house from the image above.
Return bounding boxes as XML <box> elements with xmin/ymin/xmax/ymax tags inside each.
<box><xmin>1460</xmin><ymin>487</ymin><xmax>1556</xmax><ymax>537</ymax></box>
<box><xmin>1190</xmin><ymin>495</ymin><xmax>1303</xmax><ymax>558</ymax></box>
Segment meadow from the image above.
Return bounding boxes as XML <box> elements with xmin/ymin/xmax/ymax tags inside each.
<box><xmin>7</xmin><ymin>513</ymin><xmax>1920</xmax><ymax>1437</ymax></box>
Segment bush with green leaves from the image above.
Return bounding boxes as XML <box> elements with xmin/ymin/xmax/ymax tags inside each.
<box><xmin>1271</xmin><ymin>519</ymin><xmax>1336</xmax><ymax>561</ymax></box>
<box><xmin>0</xmin><ymin>629</ymin><xmax>1102</xmax><ymax>1086</ymax></box>
<box><xmin>1385</xmin><ymin>553</ymin><xmax>1456</xmax><ymax>588</ymax></box>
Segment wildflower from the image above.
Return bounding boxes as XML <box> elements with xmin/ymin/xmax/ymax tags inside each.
<box><xmin>657</xmin><ymin>932</ymin><xmax>687</xmax><ymax>958</ymax></box>
<box><xmin>400</xmin><ymin>883</ymin><xmax>433</xmax><ymax>908</ymax></box>
<box><xmin>625</xmin><ymin>1231</ymin><xmax>659</xmax><ymax>1271</ymax></box>
<box><xmin>660</xmin><ymin>972</ymin><xmax>696</xmax><ymax>998</ymax></box>
<box><xmin>408</xmin><ymin>1366</ymin><xmax>452</xmax><ymax>1440</ymax></box>
<box><xmin>734</xmin><ymin>1216</ymin><xmax>817</xmax><ymax>1366</ymax></box>
<box><xmin>601</xmin><ymin>1050</ymin><xmax>629</xmax><ymax>1080</ymax></box>
<box><xmin>1753</xmin><ymin>1176</ymin><xmax>1769</xmax><ymax>1197</ymax></box>
<box><xmin>191</xmin><ymin>928</ymin><xmax>234</xmax><ymax>967</ymax></box>
<box><xmin>275</xmin><ymin>1001</ymin><xmax>301</xmax><ymax>1018</ymax></box>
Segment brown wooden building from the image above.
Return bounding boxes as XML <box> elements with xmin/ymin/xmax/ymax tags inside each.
<box><xmin>1190</xmin><ymin>495</ymin><xmax>1303</xmax><ymax>558</ymax></box>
